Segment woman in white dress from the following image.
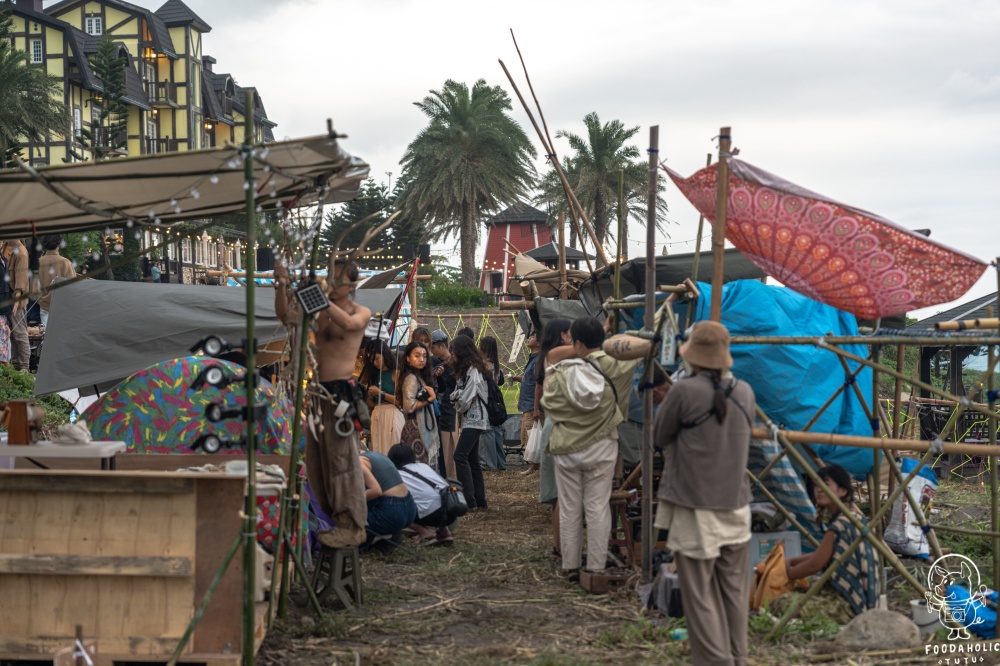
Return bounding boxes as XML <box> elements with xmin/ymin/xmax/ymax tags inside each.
<box><xmin>366</xmin><ymin>341</ymin><xmax>404</xmax><ymax>455</ymax></box>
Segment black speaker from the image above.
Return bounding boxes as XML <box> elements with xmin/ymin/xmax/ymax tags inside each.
<box><xmin>419</xmin><ymin>243</ymin><xmax>431</xmax><ymax>264</ymax></box>
<box><xmin>256</xmin><ymin>246</ymin><xmax>275</xmax><ymax>272</ymax></box>
<box><xmin>491</xmin><ymin>273</ymin><xmax>502</xmax><ymax>289</ymax></box>
<box><xmin>402</xmin><ymin>243</ymin><xmax>415</xmax><ymax>261</ymax></box>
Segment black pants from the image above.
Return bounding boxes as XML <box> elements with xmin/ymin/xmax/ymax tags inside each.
<box><xmin>454</xmin><ymin>426</ymin><xmax>487</xmax><ymax>509</ymax></box>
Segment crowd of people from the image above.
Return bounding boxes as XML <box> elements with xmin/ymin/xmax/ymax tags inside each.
<box><xmin>274</xmin><ymin>257</ymin><xmax>882</xmax><ymax>663</ymax></box>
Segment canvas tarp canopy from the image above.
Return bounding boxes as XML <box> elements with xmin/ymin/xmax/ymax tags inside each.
<box><xmin>0</xmin><ymin>134</ymin><xmax>368</xmax><ymax>239</ymax></box>
<box><xmin>579</xmin><ymin>248</ymin><xmax>766</xmax><ymax>313</ymax></box>
<box><xmin>34</xmin><ymin>279</ymin><xmax>402</xmax><ymax>397</ymax></box>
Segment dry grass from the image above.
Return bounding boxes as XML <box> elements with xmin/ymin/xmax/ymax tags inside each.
<box><xmin>257</xmin><ymin>462</ymin><xmax>961</xmax><ymax>665</ymax></box>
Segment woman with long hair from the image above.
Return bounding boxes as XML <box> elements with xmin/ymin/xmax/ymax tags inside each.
<box><xmin>477</xmin><ymin>335</ymin><xmax>507</xmax><ymax>471</ymax></box>
<box><xmin>366</xmin><ymin>341</ymin><xmax>404</xmax><ymax>455</ymax></box>
<box><xmin>773</xmin><ymin>464</ymin><xmax>879</xmax><ymax>624</ymax></box>
<box><xmin>396</xmin><ymin>341</ymin><xmax>440</xmax><ymax>470</ymax></box>
<box><xmin>449</xmin><ymin>335</ymin><xmax>490</xmax><ymax>510</ymax></box>
<box><xmin>653</xmin><ymin>321</ymin><xmax>756</xmax><ymax>665</ymax></box>
<box><xmin>535</xmin><ymin>318</ymin><xmax>573</xmax><ymax>560</ymax></box>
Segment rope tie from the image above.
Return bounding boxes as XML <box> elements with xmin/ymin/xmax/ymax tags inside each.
<box><xmin>929</xmin><ymin>437</ymin><xmax>944</xmax><ymax>456</ymax></box>
<box><xmin>769</xmin><ymin>423</ymin><xmax>780</xmax><ymax>445</ymax></box>
<box><xmin>921</xmin><ymin>524</ymin><xmax>932</xmax><ymax>534</ymax></box>
<box><xmin>870</xmin><ymin>418</ymin><xmax>880</xmax><ymax>432</ymax></box>
<box><xmin>844</xmin><ymin>375</ymin><xmax>856</xmax><ymax>386</ymax></box>
<box><xmin>989</xmin><ymin>389</ymin><xmax>1000</xmax><ymax>403</ymax></box>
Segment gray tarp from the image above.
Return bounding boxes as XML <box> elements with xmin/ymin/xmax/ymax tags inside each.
<box><xmin>34</xmin><ymin>279</ymin><xmax>402</xmax><ymax>397</ymax></box>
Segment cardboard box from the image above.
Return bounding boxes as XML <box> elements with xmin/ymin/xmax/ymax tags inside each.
<box><xmin>748</xmin><ymin>530</ymin><xmax>802</xmax><ymax>582</ymax></box>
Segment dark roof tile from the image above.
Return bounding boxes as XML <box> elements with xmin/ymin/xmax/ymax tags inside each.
<box><xmin>154</xmin><ymin>0</ymin><xmax>212</xmax><ymax>32</ymax></box>
<box><xmin>485</xmin><ymin>202</ymin><xmax>548</xmax><ymax>226</ymax></box>
<box><xmin>908</xmin><ymin>292</ymin><xmax>1000</xmax><ymax>330</ymax></box>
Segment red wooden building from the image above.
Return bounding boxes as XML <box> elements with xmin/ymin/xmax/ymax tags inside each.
<box><xmin>479</xmin><ymin>203</ymin><xmax>553</xmax><ymax>294</ymax></box>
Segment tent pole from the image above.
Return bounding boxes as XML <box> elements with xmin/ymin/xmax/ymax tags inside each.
<box><xmin>688</xmin><ymin>153</ymin><xmax>712</xmax><ymax>326</ymax></box>
<box><xmin>992</xmin><ymin>267</ymin><xmax>1000</xmax><ymax>615</ymax></box>
<box><xmin>241</xmin><ymin>90</ymin><xmax>258</xmax><ymax>666</ymax></box>
<box><xmin>710</xmin><ymin>128</ymin><xmax>730</xmax><ymax>322</ymax></box>
<box><xmin>640</xmin><ymin>126</ymin><xmax>658</xmax><ymax>583</ymax></box>
<box><xmin>615</xmin><ymin>170</ymin><xmax>624</xmax><ymax>302</ymax></box>
<box><xmin>558</xmin><ymin>212</ymin><xmax>567</xmax><ymax>300</ymax></box>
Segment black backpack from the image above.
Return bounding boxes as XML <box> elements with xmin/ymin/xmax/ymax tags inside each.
<box><xmin>479</xmin><ymin>373</ymin><xmax>507</xmax><ymax>427</ymax></box>
<box><xmin>0</xmin><ymin>251</ymin><xmax>12</xmax><ymax>317</ymax></box>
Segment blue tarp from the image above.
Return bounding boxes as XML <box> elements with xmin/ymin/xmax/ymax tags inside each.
<box><xmin>690</xmin><ymin>280</ymin><xmax>876</xmax><ymax>477</ymax></box>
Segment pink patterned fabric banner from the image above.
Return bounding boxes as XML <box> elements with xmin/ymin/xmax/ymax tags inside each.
<box><xmin>665</xmin><ymin>159</ymin><xmax>987</xmax><ymax>319</ymax></box>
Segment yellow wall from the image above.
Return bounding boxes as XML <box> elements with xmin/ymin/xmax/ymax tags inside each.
<box><xmin>169</xmin><ymin>26</ymin><xmax>186</xmax><ymax>57</ymax></box>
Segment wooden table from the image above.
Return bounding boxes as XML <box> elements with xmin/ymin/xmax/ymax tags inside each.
<box><xmin>0</xmin><ymin>437</ymin><xmax>127</xmax><ymax>470</ymax></box>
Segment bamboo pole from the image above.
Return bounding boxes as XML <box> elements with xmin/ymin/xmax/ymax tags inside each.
<box><xmin>871</xmin><ymin>342</ymin><xmax>882</xmax><ymax>537</ymax></box>
<box><xmin>748</xmin><ymin>427</ymin><xmax>1000</xmax><ymax>456</ymax></box>
<box><xmin>498</xmin><ymin>301</ymin><xmax>535</xmax><ymax>311</ymax></box>
<box><xmin>929</xmin><ymin>523</ymin><xmax>1000</xmax><ymax>539</ymax></box>
<box><xmin>992</xmin><ymin>275</ymin><xmax>1000</xmax><ymax>611</ymax></box>
<box><xmin>614</xmin><ymin>169</ymin><xmax>624</xmax><ymax>306</ymax></box>
<box><xmin>936</xmin><ymin>318</ymin><xmax>1000</xmax><ymax>331</ymax></box>
<box><xmin>241</xmin><ymin>89</ymin><xmax>258</xmax><ymax>666</ymax></box>
<box><xmin>641</xmin><ymin>126</ymin><xmax>658</xmax><ymax>583</ymax></box>
<box><xmin>688</xmin><ymin>153</ymin><xmax>712</xmax><ymax>286</ymax></box>
<box><xmin>710</xmin><ymin>128</ymin><xmax>730</xmax><ymax>322</ymax></box>
<box><xmin>730</xmin><ymin>335</ymin><xmax>1000</xmax><ymax>346</ymax></box>
<box><xmin>558</xmin><ymin>212</ymin><xmax>567</xmax><ymax>300</ymax></box>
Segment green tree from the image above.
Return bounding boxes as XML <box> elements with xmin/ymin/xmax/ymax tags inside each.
<box><xmin>69</xmin><ymin>37</ymin><xmax>129</xmax><ymax>161</ymax></box>
<box><xmin>0</xmin><ymin>2</ymin><xmax>68</xmax><ymax>169</ymax></box>
<box><xmin>535</xmin><ymin>112</ymin><xmax>669</xmax><ymax>261</ymax></box>
<box><xmin>399</xmin><ymin>79</ymin><xmax>536</xmax><ymax>287</ymax></box>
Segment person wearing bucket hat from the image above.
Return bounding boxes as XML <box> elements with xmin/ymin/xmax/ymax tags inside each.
<box><xmin>653</xmin><ymin>320</ymin><xmax>756</xmax><ymax>666</ymax></box>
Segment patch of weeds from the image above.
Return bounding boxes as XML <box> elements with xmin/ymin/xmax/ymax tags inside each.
<box><xmin>768</xmin><ymin>613</ymin><xmax>842</xmax><ymax>645</ymax></box>
<box><xmin>276</xmin><ymin>611</ymin><xmax>355</xmax><ymax>640</ymax></box>
<box><xmin>524</xmin><ymin>653</ymin><xmax>597</xmax><ymax>666</ymax></box>
<box><xmin>938</xmin><ymin>526</ymin><xmax>994</xmax><ymax>560</ymax></box>
<box><xmin>595</xmin><ymin>616</ymin><xmax>685</xmax><ymax>658</ymax></box>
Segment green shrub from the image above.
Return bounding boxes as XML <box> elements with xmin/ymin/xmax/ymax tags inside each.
<box><xmin>0</xmin><ymin>365</ymin><xmax>74</xmax><ymax>432</ymax></box>
<box><xmin>423</xmin><ymin>284</ymin><xmax>486</xmax><ymax>308</ymax></box>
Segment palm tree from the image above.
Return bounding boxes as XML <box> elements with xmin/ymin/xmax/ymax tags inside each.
<box><xmin>0</xmin><ymin>4</ymin><xmax>68</xmax><ymax>168</ymax></box>
<box><xmin>535</xmin><ymin>112</ymin><xmax>669</xmax><ymax>262</ymax></box>
<box><xmin>399</xmin><ymin>79</ymin><xmax>536</xmax><ymax>287</ymax></box>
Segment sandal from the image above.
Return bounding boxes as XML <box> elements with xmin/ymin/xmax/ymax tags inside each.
<box><xmin>417</xmin><ymin>536</ymin><xmax>439</xmax><ymax>547</ymax></box>
<box><xmin>436</xmin><ymin>536</ymin><xmax>454</xmax><ymax>545</ymax></box>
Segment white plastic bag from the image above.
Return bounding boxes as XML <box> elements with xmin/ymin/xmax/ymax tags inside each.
<box><xmin>523</xmin><ymin>425</ymin><xmax>543</xmax><ymax>464</ymax></box>
<box><xmin>885</xmin><ymin>457</ymin><xmax>938</xmax><ymax>558</ymax></box>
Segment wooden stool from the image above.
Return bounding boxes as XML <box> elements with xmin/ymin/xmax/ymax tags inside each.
<box><xmin>608</xmin><ymin>491</ymin><xmax>636</xmax><ymax>568</ymax></box>
<box><xmin>311</xmin><ymin>545</ymin><xmax>362</xmax><ymax>610</ymax></box>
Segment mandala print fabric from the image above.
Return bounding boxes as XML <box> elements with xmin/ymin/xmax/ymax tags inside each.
<box><xmin>665</xmin><ymin>160</ymin><xmax>986</xmax><ymax>319</ymax></box>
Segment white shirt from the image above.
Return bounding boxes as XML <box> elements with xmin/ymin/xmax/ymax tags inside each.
<box><xmin>399</xmin><ymin>462</ymin><xmax>444</xmax><ymax>518</ymax></box>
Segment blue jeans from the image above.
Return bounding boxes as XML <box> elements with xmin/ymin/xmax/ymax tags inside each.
<box><xmin>363</xmin><ymin>494</ymin><xmax>417</xmax><ymax>551</ymax></box>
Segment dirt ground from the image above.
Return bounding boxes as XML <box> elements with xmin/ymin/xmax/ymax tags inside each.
<box><xmin>256</xmin><ymin>457</ymin><xmax>1000</xmax><ymax>666</ymax></box>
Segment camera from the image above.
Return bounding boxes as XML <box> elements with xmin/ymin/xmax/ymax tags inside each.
<box><xmin>416</xmin><ymin>387</ymin><xmax>431</xmax><ymax>402</ymax></box>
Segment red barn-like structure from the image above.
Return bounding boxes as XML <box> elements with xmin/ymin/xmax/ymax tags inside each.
<box><xmin>480</xmin><ymin>203</ymin><xmax>553</xmax><ymax>294</ymax></box>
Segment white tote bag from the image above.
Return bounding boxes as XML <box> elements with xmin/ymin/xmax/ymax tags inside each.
<box><xmin>523</xmin><ymin>425</ymin><xmax>543</xmax><ymax>464</ymax></box>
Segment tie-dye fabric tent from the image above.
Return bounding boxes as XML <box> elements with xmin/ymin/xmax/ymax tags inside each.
<box><xmin>80</xmin><ymin>356</ymin><xmax>297</xmax><ymax>454</ymax></box>
<box><xmin>664</xmin><ymin>159</ymin><xmax>987</xmax><ymax>319</ymax></box>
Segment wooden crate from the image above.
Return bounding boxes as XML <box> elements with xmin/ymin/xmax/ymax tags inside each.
<box><xmin>580</xmin><ymin>568</ymin><xmax>633</xmax><ymax>594</ymax></box>
<box><xmin>0</xmin><ymin>469</ymin><xmax>248</xmax><ymax>663</ymax></box>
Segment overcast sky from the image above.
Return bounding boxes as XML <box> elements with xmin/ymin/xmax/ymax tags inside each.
<box><xmin>116</xmin><ymin>0</ymin><xmax>999</xmax><ymax>319</ymax></box>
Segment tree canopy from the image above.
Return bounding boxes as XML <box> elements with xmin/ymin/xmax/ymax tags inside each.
<box><xmin>399</xmin><ymin>79</ymin><xmax>536</xmax><ymax>286</ymax></box>
<box><xmin>535</xmin><ymin>112</ymin><xmax>669</xmax><ymax>262</ymax></box>
<box><xmin>0</xmin><ymin>2</ymin><xmax>68</xmax><ymax>168</ymax></box>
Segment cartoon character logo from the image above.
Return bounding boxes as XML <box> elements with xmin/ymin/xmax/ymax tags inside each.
<box><xmin>925</xmin><ymin>553</ymin><xmax>988</xmax><ymax>640</ymax></box>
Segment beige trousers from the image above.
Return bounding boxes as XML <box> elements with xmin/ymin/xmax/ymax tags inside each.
<box><xmin>674</xmin><ymin>541</ymin><xmax>750</xmax><ymax>666</ymax></box>
<box><xmin>440</xmin><ymin>428</ymin><xmax>458</xmax><ymax>479</ymax></box>
<box><xmin>553</xmin><ymin>436</ymin><xmax>617</xmax><ymax>572</ymax></box>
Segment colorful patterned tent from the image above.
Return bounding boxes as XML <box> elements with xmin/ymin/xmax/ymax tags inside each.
<box><xmin>665</xmin><ymin>159</ymin><xmax>987</xmax><ymax>319</ymax></box>
<box><xmin>81</xmin><ymin>356</ymin><xmax>296</xmax><ymax>454</ymax></box>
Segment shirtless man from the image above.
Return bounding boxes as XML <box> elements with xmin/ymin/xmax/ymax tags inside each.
<box><xmin>275</xmin><ymin>258</ymin><xmax>372</xmax><ymax>548</ymax></box>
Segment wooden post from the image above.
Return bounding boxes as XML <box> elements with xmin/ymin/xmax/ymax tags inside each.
<box><xmin>75</xmin><ymin>625</ymin><xmax>83</xmax><ymax>666</ymax></box>
<box><xmin>241</xmin><ymin>89</ymin><xmax>258</xmax><ymax>666</ymax></box>
<box><xmin>641</xmin><ymin>126</ymin><xmax>658</xmax><ymax>582</ymax></box>
<box><xmin>615</xmin><ymin>169</ymin><xmax>624</xmax><ymax>301</ymax></box>
<box><xmin>710</xmin><ymin>128</ymin><xmax>731</xmax><ymax>321</ymax></box>
<box><xmin>991</xmin><ymin>273</ymin><xmax>1000</xmax><ymax>612</ymax></box>
<box><xmin>558</xmin><ymin>212</ymin><xmax>567</xmax><ymax>300</ymax></box>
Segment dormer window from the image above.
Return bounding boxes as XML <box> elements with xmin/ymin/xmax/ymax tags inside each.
<box><xmin>85</xmin><ymin>15</ymin><xmax>103</xmax><ymax>36</ymax></box>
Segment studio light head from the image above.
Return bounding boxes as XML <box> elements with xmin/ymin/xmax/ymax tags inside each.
<box><xmin>190</xmin><ymin>335</ymin><xmax>233</xmax><ymax>358</ymax></box>
<box><xmin>205</xmin><ymin>402</ymin><xmax>267</xmax><ymax>423</ymax></box>
<box><xmin>192</xmin><ymin>433</ymin><xmax>244</xmax><ymax>454</ymax></box>
<box><xmin>191</xmin><ymin>365</ymin><xmax>241</xmax><ymax>391</ymax></box>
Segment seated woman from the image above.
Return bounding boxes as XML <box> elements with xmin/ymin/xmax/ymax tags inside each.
<box><xmin>359</xmin><ymin>450</ymin><xmax>417</xmax><ymax>553</ymax></box>
<box><xmin>774</xmin><ymin>464</ymin><xmax>880</xmax><ymax>624</ymax></box>
<box><xmin>387</xmin><ymin>442</ymin><xmax>455</xmax><ymax>546</ymax></box>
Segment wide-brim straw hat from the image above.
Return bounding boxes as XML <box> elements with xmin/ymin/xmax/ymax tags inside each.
<box><xmin>679</xmin><ymin>320</ymin><xmax>733</xmax><ymax>369</ymax></box>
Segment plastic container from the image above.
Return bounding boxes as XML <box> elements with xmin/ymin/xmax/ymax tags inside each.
<box><xmin>911</xmin><ymin>599</ymin><xmax>940</xmax><ymax>636</ymax></box>
<box><xmin>670</xmin><ymin>628</ymin><xmax>688</xmax><ymax>641</ymax></box>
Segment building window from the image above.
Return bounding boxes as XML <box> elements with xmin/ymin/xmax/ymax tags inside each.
<box><xmin>73</xmin><ymin>108</ymin><xmax>82</xmax><ymax>137</ymax></box>
<box><xmin>30</xmin><ymin>39</ymin><xmax>42</xmax><ymax>63</ymax></box>
<box><xmin>84</xmin><ymin>15</ymin><xmax>102</xmax><ymax>36</ymax></box>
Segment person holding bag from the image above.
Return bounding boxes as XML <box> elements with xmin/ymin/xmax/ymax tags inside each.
<box><xmin>388</xmin><ymin>443</ymin><xmax>458</xmax><ymax>545</ymax></box>
<box><xmin>653</xmin><ymin>320</ymin><xmax>756</xmax><ymax>666</ymax></box>
<box><xmin>396</xmin><ymin>341</ymin><xmax>440</xmax><ymax>470</ymax></box>
<box><xmin>449</xmin><ymin>335</ymin><xmax>490</xmax><ymax>511</ymax></box>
